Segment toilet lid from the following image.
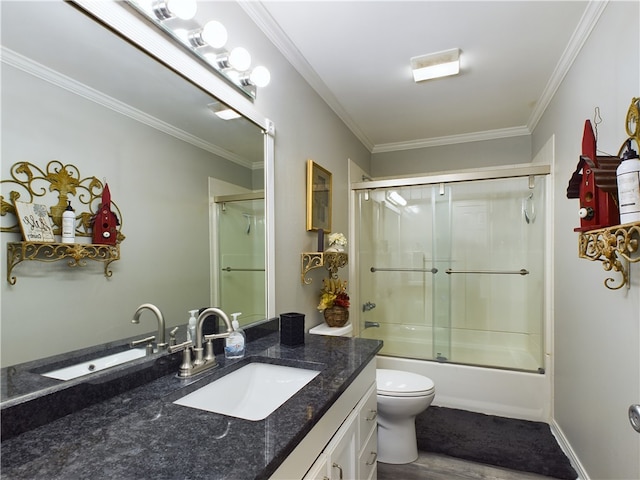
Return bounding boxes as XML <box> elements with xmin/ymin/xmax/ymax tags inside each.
<box><xmin>377</xmin><ymin>369</ymin><xmax>435</xmax><ymax>397</ymax></box>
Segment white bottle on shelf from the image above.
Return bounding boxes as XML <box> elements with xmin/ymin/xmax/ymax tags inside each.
<box><xmin>616</xmin><ymin>140</ymin><xmax>640</xmax><ymax>224</ymax></box>
<box><xmin>225</xmin><ymin>312</ymin><xmax>245</xmax><ymax>359</ymax></box>
<box><xmin>61</xmin><ymin>201</ymin><xmax>75</xmax><ymax>243</ymax></box>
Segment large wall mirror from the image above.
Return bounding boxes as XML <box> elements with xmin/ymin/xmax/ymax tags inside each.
<box><xmin>0</xmin><ymin>1</ymin><xmax>275</xmax><ymax>374</ymax></box>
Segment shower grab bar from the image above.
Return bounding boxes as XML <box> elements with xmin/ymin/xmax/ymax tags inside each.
<box><xmin>445</xmin><ymin>268</ymin><xmax>529</xmax><ymax>276</ymax></box>
<box><xmin>221</xmin><ymin>267</ymin><xmax>266</xmax><ymax>272</ymax></box>
<box><xmin>370</xmin><ymin>267</ymin><xmax>438</xmax><ymax>274</ymax></box>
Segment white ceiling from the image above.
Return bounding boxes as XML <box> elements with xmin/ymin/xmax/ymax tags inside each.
<box><xmin>244</xmin><ymin>1</ymin><xmax>593</xmax><ymax>152</ymax></box>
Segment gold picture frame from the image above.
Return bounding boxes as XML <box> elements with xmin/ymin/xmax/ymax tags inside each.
<box><xmin>306</xmin><ymin>159</ymin><xmax>332</xmax><ymax>232</ymax></box>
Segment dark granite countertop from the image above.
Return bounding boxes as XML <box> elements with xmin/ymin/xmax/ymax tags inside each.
<box><xmin>1</xmin><ymin>331</ymin><xmax>382</xmax><ymax>479</ymax></box>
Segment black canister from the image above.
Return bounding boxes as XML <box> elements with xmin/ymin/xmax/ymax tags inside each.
<box><xmin>280</xmin><ymin>312</ymin><xmax>305</xmax><ymax>346</ymax></box>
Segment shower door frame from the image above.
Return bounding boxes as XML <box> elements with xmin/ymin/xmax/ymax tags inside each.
<box><xmin>350</xmin><ymin>163</ymin><xmax>551</xmax><ymax>370</ymax></box>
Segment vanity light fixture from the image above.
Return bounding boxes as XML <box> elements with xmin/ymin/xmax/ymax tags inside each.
<box><xmin>126</xmin><ymin>1</ymin><xmax>271</xmax><ymax>98</ymax></box>
<box><xmin>238</xmin><ymin>66</ymin><xmax>271</xmax><ymax>88</ymax></box>
<box><xmin>411</xmin><ymin>48</ymin><xmax>460</xmax><ymax>82</ymax></box>
<box><xmin>188</xmin><ymin>20</ymin><xmax>228</xmax><ymax>49</ymax></box>
<box><xmin>152</xmin><ymin>0</ymin><xmax>197</xmax><ymax>20</ymax></box>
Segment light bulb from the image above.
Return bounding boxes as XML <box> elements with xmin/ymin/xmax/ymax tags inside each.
<box><xmin>201</xmin><ymin>21</ymin><xmax>227</xmax><ymax>49</ymax></box>
<box><xmin>173</xmin><ymin>28</ymin><xmax>190</xmax><ymax>44</ymax></box>
<box><xmin>225</xmin><ymin>69</ymin><xmax>241</xmax><ymax>84</ymax></box>
<box><xmin>249</xmin><ymin>66</ymin><xmax>271</xmax><ymax>87</ymax></box>
<box><xmin>166</xmin><ymin>0</ymin><xmax>196</xmax><ymax>20</ymax></box>
<box><xmin>228</xmin><ymin>47</ymin><xmax>251</xmax><ymax>71</ymax></box>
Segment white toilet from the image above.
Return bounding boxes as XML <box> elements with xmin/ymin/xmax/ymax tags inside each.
<box><xmin>308</xmin><ymin>322</ymin><xmax>436</xmax><ymax>464</ymax></box>
<box><xmin>376</xmin><ymin>368</ymin><xmax>435</xmax><ymax>464</ymax></box>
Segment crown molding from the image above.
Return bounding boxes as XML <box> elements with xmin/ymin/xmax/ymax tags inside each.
<box><xmin>1</xmin><ymin>46</ymin><xmax>257</xmax><ymax>170</ymax></box>
<box><xmin>239</xmin><ymin>0</ymin><xmax>375</xmax><ymax>151</ymax></box>
<box><xmin>372</xmin><ymin>126</ymin><xmax>531</xmax><ymax>154</ymax></box>
<box><xmin>243</xmin><ymin>1</ymin><xmax>606</xmax><ymax>155</ymax></box>
<box><xmin>527</xmin><ymin>0</ymin><xmax>608</xmax><ymax>132</ymax></box>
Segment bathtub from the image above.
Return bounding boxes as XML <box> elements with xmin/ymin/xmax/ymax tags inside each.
<box><xmin>376</xmin><ymin>355</ymin><xmax>551</xmax><ymax>422</ymax></box>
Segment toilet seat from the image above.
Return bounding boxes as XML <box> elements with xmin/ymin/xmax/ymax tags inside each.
<box><xmin>377</xmin><ymin>369</ymin><xmax>435</xmax><ymax>397</ymax></box>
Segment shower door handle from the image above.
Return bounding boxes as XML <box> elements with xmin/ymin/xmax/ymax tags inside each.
<box><xmin>445</xmin><ymin>268</ymin><xmax>529</xmax><ymax>275</ymax></box>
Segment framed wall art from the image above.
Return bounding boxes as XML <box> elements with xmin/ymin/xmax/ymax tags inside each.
<box><xmin>306</xmin><ymin>159</ymin><xmax>332</xmax><ymax>232</ymax></box>
<box><xmin>14</xmin><ymin>201</ymin><xmax>55</xmax><ymax>242</ymax></box>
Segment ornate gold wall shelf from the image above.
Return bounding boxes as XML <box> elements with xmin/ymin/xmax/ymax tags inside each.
<box><xmin>7</xmin><ymin>242</ymin><xmax>120</xmax><ymax>285</ymax></box>
<box><xmin>301</xmin><ymin>252</ymin><xmax>348</xmax><ymax>284</ymax></box>
<box><xmin>1</xmin><ymin>160</ymin><xmax>124</xmax><ymax>243</ymax></box>
<box><xmin>578</xmin><ymin>222</ymin><xmax>640</xmax><ymax>290</ymax></box>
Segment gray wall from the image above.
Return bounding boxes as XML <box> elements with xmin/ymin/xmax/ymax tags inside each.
<box><xmin>532</xmin><ymin>2</ymin><xmax>639</xmax><ymax>478</ymax></box>
<box><xmin>371</xmin><ymin>135</ymin><xmax>532</xmax><ymax>176</ymax></box>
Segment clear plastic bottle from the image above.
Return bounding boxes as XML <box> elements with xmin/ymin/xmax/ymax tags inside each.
<box><xmin>61</xmin><ymin>201</ymin><xmax>75</xmax><ymax>243</ymax></box>
<box><xmin>187</xmin><ymin>309</ymin><xmax>198</xmax><ymax>343</ymax></box>
<box><xmin>225</xmin><ymin>312</ymin><xmax>245</xmax><ymax>359</ymax></box>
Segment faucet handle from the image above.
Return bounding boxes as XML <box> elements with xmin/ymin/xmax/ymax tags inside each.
<box><xmin>168</xmin><ymin>340</ymin><xmax>194</xmax><ymax>378</ymax></box>
<box><xmin>169</xmin><ymin>327</ymin><xmax>179</xmax><ymax>346</ymax></box>
<box><xmin>131</xmin><ymin>335</ymin><xmax>155</xmax><ymax>347</ymax></box>
<box><xmin>130</xmin><ymin>335</ymin><xmax>156</xmax><ymax>355</ymax></box>
<box><xmin>168</xmin><ymin>340</ymin><xmax>192</xmax><ymax>353</ymax></box>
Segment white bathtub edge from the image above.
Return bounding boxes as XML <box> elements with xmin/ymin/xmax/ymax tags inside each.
<box><xmin>376</xmin><ymin>355</ymin><xmax>551</xmax><ymax>422</ymax></box>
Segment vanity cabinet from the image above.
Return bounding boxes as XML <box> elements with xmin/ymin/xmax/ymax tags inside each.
<box><xmin>302</xmin><ymin>383</ymin><xmax>378</xmax><ymax>480</ymax></box>
<box><xmin>313</xmin><ymin>384</ymin><xmax>378</xmax><ymax>480</ymax></box>
<box><xmin>271</xmin><ymin>359</ymin><xmax>377</xmax><ymax>480</ymax></box>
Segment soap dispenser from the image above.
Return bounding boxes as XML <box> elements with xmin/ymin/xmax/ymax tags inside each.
<box><xmin>225</xmin><ymin>312</ymin><xmax>245</xmax><ymax>359</ymax></box>
<box><xmin>187</xmin><ymin>309</ymin><xmax>198</xmax><ymax>344</ymax></box>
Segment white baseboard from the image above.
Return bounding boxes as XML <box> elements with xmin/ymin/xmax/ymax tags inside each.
<box><xmin>550</xmin><ymin>418</ymin><xmax>589</xmax><ymax>480</ymax></box>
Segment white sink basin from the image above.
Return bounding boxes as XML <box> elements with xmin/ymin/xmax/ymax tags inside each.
<box><xmin>174</xmin><ymin>362</ymin><xmax>321</xmax><ymax>421</ymax></box>
<box><xmin>41</xmin><ymin>348</ymin><xmax>148</xmax><ymax>381</ymax></box>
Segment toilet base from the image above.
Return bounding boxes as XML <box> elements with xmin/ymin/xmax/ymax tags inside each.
<box><xmin>376</xmin><ymin>416</ymin><xmax>419</xmax><ymax>464</ymax></box>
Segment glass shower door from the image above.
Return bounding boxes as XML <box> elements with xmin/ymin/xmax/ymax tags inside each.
<box><xmin>357</xmin><ymin>186</ymin><xmax>436</xmax><ymax>360</ymax></box>
<box><xmin>216</xmin><ymin>198</ymin><xmax>265</xmax><ymax>325</ymax></box>
<box><xmin>354</xmin><ymin>174</ymin><xmax>546</xmax><ymax>372</ymax></box>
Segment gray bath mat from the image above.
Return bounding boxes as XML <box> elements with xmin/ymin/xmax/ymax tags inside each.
<box><xmin>415</xmin><ymin>406</ymin><xmax>578</xmax><ymax>479</ymax></box>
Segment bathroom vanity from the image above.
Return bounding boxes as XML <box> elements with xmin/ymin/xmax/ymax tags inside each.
<box><xmin>0</xmin><ymin>327</ymin><xmax>382</xmax><ymax>479</ymax></box>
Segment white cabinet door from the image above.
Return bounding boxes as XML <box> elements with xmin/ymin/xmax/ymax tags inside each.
<box><xmin>358</xmin><ymin>426</ymin><xmax>378</xmax><ymax>480</ymax></box>
<box><xmin>326</xmin><ymin>411</ymin><xmax>358</xmax><ymax>479</ymax></box>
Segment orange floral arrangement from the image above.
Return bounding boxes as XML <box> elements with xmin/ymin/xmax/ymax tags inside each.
<box><xmin>317</xmin><ymin>277</ymin><xmax>350</xmax><ymax>311</ymax></box>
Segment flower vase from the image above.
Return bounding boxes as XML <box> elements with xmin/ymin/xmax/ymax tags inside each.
<box><xmin>326</xmin><ymin>245</ymin><xmax>344</xmax><ymax>253</ymax></box>
<box><xmin>323</xmin><ymin>305</ymin><xmax>349</xmax><ymax>327</ymax></box>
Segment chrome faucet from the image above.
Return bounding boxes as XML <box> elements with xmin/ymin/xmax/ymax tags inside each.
<box><xmin>169</xmin><ymin>307</ymin><xmax>233</xmax><ymax>378</ymax></box>
<box><xmin>132</xmin><ymin>303</ymin><xmax>167</xmax><ymax>349</ymax></box>
<box><xmin>364</xmin><ymin>321</ymin><xmax>380</xmax><ymax>329</ymax></box>
<box><xmin>362</xmin><ymin>302</ymin><xmax>376</xmax><ymax>312</ymax></box>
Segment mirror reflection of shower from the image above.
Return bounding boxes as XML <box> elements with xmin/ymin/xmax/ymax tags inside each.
<box><xmin>213</xmin><ymin>193</ymin><xmax>265</xmax><ymax>326</ymax></box>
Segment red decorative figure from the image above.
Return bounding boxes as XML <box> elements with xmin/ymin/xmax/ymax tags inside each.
<box><xmin>92</xmin><ymin>183</ymin><xmax>119</xmax><ymax>245</ymax></box>
<box><xmin>574</xmin><ymin>120</ymin><xmax>620</xmax><ymax>232</ymax></box>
